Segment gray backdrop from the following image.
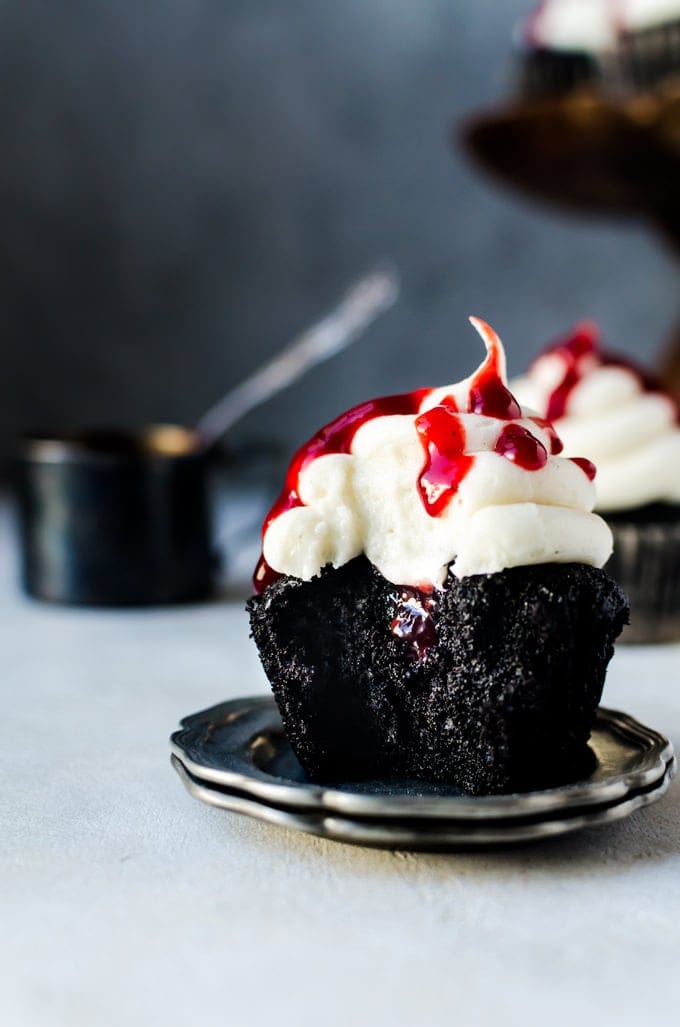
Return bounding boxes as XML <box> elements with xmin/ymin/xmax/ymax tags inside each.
<box><xmin>0</xmin><ymin>0</ymin><xmax>676</xmax><ymax>472</ymax></box>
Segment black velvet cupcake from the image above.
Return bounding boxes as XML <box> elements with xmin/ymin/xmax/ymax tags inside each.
<box><xmin>249</xmin><ymin>558</ymin><xmax>627</xmax><ymax>795</ymax></box>
<box><xmin>248</xmin><ymin>318</ymin><xmax>628</xmax><ymax>795</ymax></box>
<box><xmin>511</xmin><ymin>322</ymin><xmax>680</xmax><ymax>644</ymax></box>
<box><xmin>620</xmin><ymin>19</ymin><xmax>680</xmax><ymax>90</ymax></box>
<box><xmin>603</xmin><ymin>504</ymin><xmax>680</xmax><ymax>644</ymax></box>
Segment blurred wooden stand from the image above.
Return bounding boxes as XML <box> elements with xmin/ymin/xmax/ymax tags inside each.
<box><xmin>461</xmin><ymin>79</ymin><xmax>680</xmax><ymax>393</ymax></box>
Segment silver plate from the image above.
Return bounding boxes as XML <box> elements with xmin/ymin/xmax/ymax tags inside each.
<box><xmin>171</xmin><ymin>696</ymin><xmax>675</xmax><ymax>848</ymax></box>
<box><xmin>171</xmin><ymin>753</ymin><xmax>674</xmax><ymax>849</ymax></box>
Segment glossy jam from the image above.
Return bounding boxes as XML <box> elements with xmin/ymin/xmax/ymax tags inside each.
<box><xmin>467</xmin><ymin>317</ymin><xmax>522</xmax><ymax>419</ymax></box>
<box><xmin>569</xmin><ymin>456</ymin><xmax>597</xmax><ymax>481</ymax></box>
<box><xmin>415</xmin><ymin>404</ymin><xmax>474</xmax><ymax>517</ymax></box>
<box><xmin>415</xmin><ymin>320</ymin><xmax>531</xmax><ymax>517</ymax></box>
<box><xmin>539</xmin><ymin>322</ymin><xmax>600</xmax><ymax>422</ymax></box>
<box><xmin>494</xmin><ymin>423</ymin><xmax>548</xmax><ymax>470</ymax></box>
<box><xmin>390</xmin><ymin>587</ymin><xmax>437</xmax><ymax>660</ymax></box>
<box><xmin>254</xmin><ymin>318</ymin><xmax>584</xmax><ymax>594</ymax></box>
<box><xmin>530</xmin><ymin>416</ymin><xmax>563</xmax><ymax>455</ymax></box>
<box><xmin>253</xmin><ymin>389</ymin><xmax>430</xmax><ymax>593</ymax></box>
<box><xmin>536</xmin><ymin>321</ymin><xmax>680</xmax><ymax>424</ymax></box>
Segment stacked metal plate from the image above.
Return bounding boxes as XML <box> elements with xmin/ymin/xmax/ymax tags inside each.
<box><xmin>170</xmin><ymin>696</ymin><xmax>675</xmax><ymax>851</ymax></box>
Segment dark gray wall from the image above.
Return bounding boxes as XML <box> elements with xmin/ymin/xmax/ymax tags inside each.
<box><xmin>0</xmin><ymin>0</ymin><xmax>676</xmax><ymax>470</ymax></box>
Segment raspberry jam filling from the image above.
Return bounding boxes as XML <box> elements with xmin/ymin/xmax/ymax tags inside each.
<box><xmin>390</xmin><ymin>587</ymin><xmax>437</xmax><ymax>660</ymax></box>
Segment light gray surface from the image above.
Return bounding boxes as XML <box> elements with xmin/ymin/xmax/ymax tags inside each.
<box><xmin>0</xmin><ymin>0</ymin><xmax>677</xmax><ymax>474</ymax></box>
<box><xmin>2</xmin><ymin>500</ymin><xmax>680</xmax><ymax>1027</ymax></box>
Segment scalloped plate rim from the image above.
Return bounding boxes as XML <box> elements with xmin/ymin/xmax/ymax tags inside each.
<box><xmin>170</xmin><ymin>696</ymin><xmax>674</xmax><ymax>821</ymax></box>
<box><xmin>171</xmin><ymin>752</ymin><xmax>676</xmax><ymax>850</ymax></box>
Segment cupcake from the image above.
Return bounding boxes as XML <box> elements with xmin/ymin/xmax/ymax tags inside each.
<box><xmin>519</xmin><ymin>0</ymin><xmax>617</xmax><ymax>98</ymax></box>
<box><xmin>248</xmin><ymin>318</ymin><xmax>628</xmax><ymax>795</ymax></box>
<box><xmin>512</xmin><ymin>320</ymin><xmax>680</xmax><ymax>643</ymax></box>
<box><xmin>518</xmin><ymin>0</ymin><xmax>680</xmax><ymax>97</ymax></box>
<box><xmin>462</xmin><ymin>1</ymin><xmax>680</xmax><ymax>258</ymax></box>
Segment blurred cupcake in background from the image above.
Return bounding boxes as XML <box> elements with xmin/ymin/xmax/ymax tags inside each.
<box><xmin>518</xmin><ymin>0</ymin><xmax>680</xmax><ymax>98</ymax></box>
<box><xmin>462</xmin><ymin>0</ymin><xmax>680</xmax><ymax>304</ymax></box>
<box><xmin>513</xmin><ymin>321</ymin><xmax>680</xmax><ymax>642</ymax></box>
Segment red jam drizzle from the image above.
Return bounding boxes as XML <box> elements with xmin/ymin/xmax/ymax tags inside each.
<box><xmin>530</xmin><ymin>416</ymin><xmax>563</xmax><ymax>455</ymax></box>
<box><xmin>536</xmin><ymin>321</ymin><xmax>680</xmax><ymax>424</ymax></box>
<box><xmin>467</xmin><ymin>317</ymin><xmax>522</xmax><ymax>419</ymax></box>
<box><xmin>416</xmin><ymin>319</ymin><xmax>529</xmax><ymax>516</ymax></box>
<box><xmin>255</xmin><ymin>317</ymin><xmax>577</xmax><ymax>591</ymax></box>
<box><xmin>253</xmin><ymin>558</ymin><xmax>285</xmax><ymax>594</ymax></box>
<box><xmin>494</xmin><ymin>423</ymin><xmax>547</xmax><ymax>470</ymax></box>
<box><xmin>415</xmin><ymin>404</ymin><xmax>474</xmax><ymax>517</ymax></box>
<box><xmin>253</xmin><ymin>389</ymin><xmax>430</xmax><ymax>593</ymax></box>
<box><xmin>569</xmin><ymin>456</ymin><xmax>597</xmax><ymax>481</ymax></box>
<box><xmin>538</xmin><ymin>321</ymin><xmax>601</xmax><ymax>422</ymax></box>
<box><xmin>390</xmin><ymin>587</ymin><xmax>437</xmax><ymax>661</ymax></box>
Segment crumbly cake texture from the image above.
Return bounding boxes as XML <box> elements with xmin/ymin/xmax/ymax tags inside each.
<box><xmin>247</xmin><ymin>558</ymin><xmax>629</xmax><ymax>796</ymax></box>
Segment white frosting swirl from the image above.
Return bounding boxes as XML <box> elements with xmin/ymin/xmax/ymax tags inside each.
<box><xmin>526</xmin><ymin>0</ymin><xmax>618</xmax><ymax>52</ymax></box>
<box><xmin>261</xmin><ymin>319</ymin><xmax>612</xmax><ymax>589</ymax></box>
<box><xmin>525</xmin><ymin>0</ymin><xmax>680</xmax><ymax>53</ymax></box>
<box><xmin>511</xmin><ymin>325</ymin><xmax>680</xmax><ymax>511</ymax></box>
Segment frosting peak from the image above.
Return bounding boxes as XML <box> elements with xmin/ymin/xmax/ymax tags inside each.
<box><xmin>255</xmin><ymin>319</ymin><xmax>612</xmax><ymax>592</ymax></box>
<box><xmin>468</xmin><ymin>317</ymin><xmax>522</xmax><ymax>419</ymax></box>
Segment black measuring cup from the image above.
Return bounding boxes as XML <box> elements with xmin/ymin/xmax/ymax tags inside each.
<box><xmin>14</xmin><ymin>266</ymin><xmax>399</xmax><ymax>605</ymax></box>
<box><xmin>16</xmin><ymin>425</ymin><xmax>215</xmax><ymax>605</ymax></box>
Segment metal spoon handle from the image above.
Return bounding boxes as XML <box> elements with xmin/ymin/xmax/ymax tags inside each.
<box><xmin>196</xmin><ymin>263</ymin><xmax>399</xmax><ymax>447</ymax></box>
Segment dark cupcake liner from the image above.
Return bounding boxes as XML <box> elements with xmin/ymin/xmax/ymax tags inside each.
<box><xmin>620</xmin><ymin>21</ymin><xmax>680</xmax><ymax>91</ymax></box>
<box><xmin>516</xmin><ymin>47</ymin><xmax>604</xmax><ymax>99</ymax></box>
<box><xmin>606</xmin><ymin>519</ymin><xmax>680</xmax><ymax>643</ymax></box>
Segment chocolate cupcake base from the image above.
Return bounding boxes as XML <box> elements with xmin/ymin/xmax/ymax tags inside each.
<box><xmin>248</xmin><ymin>559</ymin><xmax>628</xmax><ymax>796</ymax></box>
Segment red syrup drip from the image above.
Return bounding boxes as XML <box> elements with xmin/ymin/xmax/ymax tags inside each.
<box><xmin>253</xmin><ymin>557</ymin><xmax>283</xmax><ymax>594</ymax></box>
<box><xmin>536</xmin><ymin>321</ymin><xmax>680</xmax><ymax>425</ymax></box>
<box><xmin>570</xmin><ymin>456</ymin><xmax>597</xmax><ymax>481</ymax></box>
<box><xmin>415</xmin><ymin>404</ymin><xmax>474</xmax><ymax>517</ymax></box>
<box><xmin>530</xmin><ymin>416</ymin><xmax>563</xmax><ymax>455</ymax></box>
<box><xmin>415</xmin><ymin>319</ymin><xmax>531</xmax><ymax>518</ymax></box>
<box><xmin>467</xmin><ymin>318</ymin><xmax>522</xmax><ymax>420</ymax></box>
<box><xmin>253</xmin><ymin>388</ymin><xmax>431</xmax><ymax>593</ymax></box>
<box><xmin>538</xmin><ymin>321</ymin><xmax>601</xmax><ymax>422</ymax></box>
<box><xmin>494</xmin><ymin>423</ymin><xmax>547</xmax><ymax>470</ymax></box>
<box><xmin>390</xmin><ymin>587</ymin><xmax>437</xmax><ymax>661</ymax></box>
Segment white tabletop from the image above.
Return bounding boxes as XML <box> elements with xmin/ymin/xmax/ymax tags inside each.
<box><xmin>3</xmin><ymin>502</ymin><xmax>680</xmax><ymax>1027</ymax></box>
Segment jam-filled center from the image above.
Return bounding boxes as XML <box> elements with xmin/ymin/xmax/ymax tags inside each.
<box><xmin>390</xmin><ymin>587</ymin><xmax>437</xmax><ymax>660</ymax></box>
